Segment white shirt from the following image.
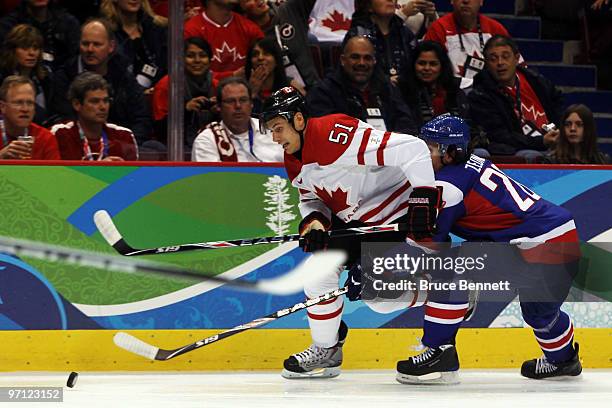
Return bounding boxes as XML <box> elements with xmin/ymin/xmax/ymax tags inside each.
<box><xmin>191</xmin><ymin>118</ymin><xmax>284</xmax><ymax>162</ymax></box>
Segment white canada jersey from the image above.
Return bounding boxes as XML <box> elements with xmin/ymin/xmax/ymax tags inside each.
<box><xmin>285</xmin><ymin>114</ymin><xmax>435</xmax><ymax>225</ymax></box>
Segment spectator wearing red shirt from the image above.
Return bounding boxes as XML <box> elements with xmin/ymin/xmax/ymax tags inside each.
<box><xmin>0</xmin><ymin>75</ymin><xmax>59</xmax><ymax>160</ymax></box>
<box><xmin>151</xmin><ymin>37</ymin><xmax>219</xmax><ymax>150</ymax></box>
<box><xmin>424</xmin><ymin>0</ymin><xmax>512</xmax><ymax>88</ymax></box>
<box><xmin>51</xmin><ymin>72</ymin><xmax>138</xmax><ymax>161</ymax></box>
<box><xmin>184</xmin><ymin>0</ymin><xmax>264</xmax><ymax>79</ymax></box>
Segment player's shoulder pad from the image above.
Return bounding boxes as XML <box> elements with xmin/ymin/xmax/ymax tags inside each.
<box><xmin>435</xmin><ymin>180</ymin><xmax>464</xmax><ymax>209</ymax></box>
<box><xmin>436</xmin><ymin>159</ymin><xmax>483</xmax><ymax>197</ymax></box>
<box><xmin>303</xmin><ymin>114</ymin><xmax>360</xmax><ymax>166</ymax></box>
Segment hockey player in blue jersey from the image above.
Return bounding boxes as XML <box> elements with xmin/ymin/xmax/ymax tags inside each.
<box><xmin>395</xmin><ymin>115</ymin><xmax>582</xmax><ymax>384</ymax></box>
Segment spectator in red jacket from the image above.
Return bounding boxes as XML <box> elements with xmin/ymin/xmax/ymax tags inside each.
<box><xmin>424</xmin><ymin>0</ymin><xmax>513</xmax><ymax>88</ymax></box>
<box><xmin>152</xmin><ymin>36</ymin><xmax>219</xmax><ymax>150</ymax></box>
<box><xmin>184</xmin><ymin>0</ymin><xmax>264</xmax><ymax>79</ymax></box>
<box><xmin>51</xmin><ymin>72</ymin><xmax>138</xmax><ymax>161</ymax></box>
<box><xmin>0</xmin><ymin>75</ymin><xmax>59</xmax><ymax>160</ymax></box>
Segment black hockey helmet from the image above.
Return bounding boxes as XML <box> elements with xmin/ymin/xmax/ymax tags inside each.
<box><xmin>259</xmin><ymin>86</ymin><xmax>307</xmax><ymax>133</ymax></box>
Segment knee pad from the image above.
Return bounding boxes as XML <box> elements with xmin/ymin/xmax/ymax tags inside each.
<box><xmin>304</xmin><ymin>265</ymin><xmax>343</xmax><ymax>299</ymax></box>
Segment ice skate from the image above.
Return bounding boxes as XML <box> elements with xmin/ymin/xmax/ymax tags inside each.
<box><xmin>396</xmin><ymin>344</ymin><xmax>460</xmax><ymax>385</ymax></box>
<box><xmin>281</xmin><ymin>321</ymin><xmax>348</xmax><ymax>379</ymax></box>
<box><xmin>521</xmin><ymin>342</ymin><xmax>582</xmax><ymax>380</ymax></box>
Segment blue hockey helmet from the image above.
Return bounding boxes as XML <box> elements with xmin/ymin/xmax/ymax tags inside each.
<box><xmin>420</xmin><ymin>114</ymin><xmax>470</xmax><ymax>157</ymax></box>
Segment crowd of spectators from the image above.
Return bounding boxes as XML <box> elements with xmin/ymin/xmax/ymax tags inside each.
<box><xmin>0</xmin><ymin>0</ymin><xmax>609</xmax><ymax>164</ymax></box>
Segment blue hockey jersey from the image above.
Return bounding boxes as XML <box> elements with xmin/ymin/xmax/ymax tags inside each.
<box><xmin>434</xmin><ymin>155</ymin><xmax>576</xmax><ymax>243</ymax></box>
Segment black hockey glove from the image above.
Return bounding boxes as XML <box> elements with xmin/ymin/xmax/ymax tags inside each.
<box><xmin>406</xmin><ymin>186</ymin><xmax>444</xmax><ymax>241</ymax></box>
<box><xmin>344</xmin><ymin>262</ymin><xmax>362</xmax><ymax>301</ymax></box>
<box><xmin>299</xmin><ymin>229</ymin><xmax>330</xmax><ymax>252</ymax></box>
<box><xmin>298</xmin><ymin>212</ymin><xmax>331</xmax><ymax>252</ymax></box>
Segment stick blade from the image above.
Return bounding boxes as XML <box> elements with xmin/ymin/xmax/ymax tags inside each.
<box><xmin>256</xmin><ymin>250</ymin><xmax>346</xmax><ymax>295</ymax></box>
<box><xmin>113</xmin><ymin>332</ymin><xmax>159</xmax><ymax>360</ymax></box>
<box><xmin>94</xmin><ymin>210</ymin><xmax>122</xmax><ymax>246</ymax></box>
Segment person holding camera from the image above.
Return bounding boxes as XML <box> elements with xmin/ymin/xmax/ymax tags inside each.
<box><xmin>396</xmin><ymin>0</ymin><xmax>439</xmax><ymax>38</ymax></box>
<box><xmin>151</xmin><ymin>37</ymin><xmax>218</xmax><ymax>151</ymax></box>
<box><xmin>191</xmin><ymin>77</ymin><xmax>283</xmax><ymax>162</ymax></box>
<box><xmin>468</xmin><ymin>35</ymin><xmax>562</xmax><ymax>162</ymax></box>
<box><xmin>0</xmin><ymin>75</ymin><xmax>59</xmax><ymax>160</ymax></box>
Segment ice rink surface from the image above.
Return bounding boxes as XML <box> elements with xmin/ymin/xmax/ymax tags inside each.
<box><xmin>1</xmin><ymin>370</ymin><xmax>611</xmax><ymax>408</ymax></box>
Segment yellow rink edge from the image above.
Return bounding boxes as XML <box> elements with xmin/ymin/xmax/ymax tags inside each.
<box><xmin>1</xmin><ymin>328</ymin><xmax>610</xmax><ymax>371</ymax></box>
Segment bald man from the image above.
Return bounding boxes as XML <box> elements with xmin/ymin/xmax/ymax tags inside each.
<box><xmin>306</xmin><ymin>35</ymin><xmax>417</xmax><ymax>135</ymax></box>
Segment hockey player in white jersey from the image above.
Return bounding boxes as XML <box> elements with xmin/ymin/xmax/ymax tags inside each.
<box><xmin>260</xmin><ymin>87</ymin><xmax>444</xmax><ymax>378</ymax></box>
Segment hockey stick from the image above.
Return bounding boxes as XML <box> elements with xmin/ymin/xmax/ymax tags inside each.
<box><xmin>94</xmin><ymin>209</ymin><xmax>408</xmax><ymax>257</ymax></box>
<box><xmin>0</xmin><ymin>235</ymin><xmax>345</xmax><ymax>295</ymax></box>
<box><xmin>113</xmin><ymin>286</ymin><xmax>349</xmax><ymax>361</ymax></box>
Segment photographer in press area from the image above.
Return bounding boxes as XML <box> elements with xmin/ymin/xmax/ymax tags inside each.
<box><xmin>468</xmin><ymin>35</ymin><xmax>562</xmax><ymax>162</ymax></box>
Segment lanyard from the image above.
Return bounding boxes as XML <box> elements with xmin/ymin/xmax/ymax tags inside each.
<box><xmin>454</xmin><ymin>14</ymin><xmax>484</xmax><ymax>53</ymax></box>
<box><xmin>1</xmin><ymin>119</ymin><xmax>28</xmax><ymax>147</ymax></box>
<box><xmin>0</xmin><ymin>119</ymin><xmax>6</xmax><ymax>147</ymax></box>
<box><xmin>247</xmin><ymin>124</ymin><xmax>261</xmax><ymax>162</ymax></box>
<box><xmin>507</xmin><ymin>74</ymin><xmax>522</xmax><ymax>123</ymax></box>
<box><xmin>78</xmin><ymin>122</ymin><xmax>109</xmax><ymax>161</ymax></box>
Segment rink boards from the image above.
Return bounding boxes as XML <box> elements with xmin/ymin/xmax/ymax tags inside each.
<box><xmin>2</xmin><ymin>328</ymin><xmax>611</xmax><ymax>370</ymax></box>
<box><xmin>0</xmin><ymin>161</ymin><xmax>611</xmax><ymax>370</ymax></box>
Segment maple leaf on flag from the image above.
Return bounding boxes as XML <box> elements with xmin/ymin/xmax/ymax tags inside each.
<box><xmin>321</xmin><ymin>10</ymin><xmax>351</xmax><ymax>32</ymax></box>
<box><xmin>313</xmin><ymin>185</ymin><xmax>352</xmax><ymax>214</ymax></box>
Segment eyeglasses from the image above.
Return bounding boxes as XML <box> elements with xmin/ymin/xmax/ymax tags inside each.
<box><xmin>221</xmin><ymin>97</ymin><xmax>251</xmax><ymax>106</ymax></box>
<box><xmin>4</xmin><ymin>100</ymin><xmax>36</xmax><ymax>109</ymax></box>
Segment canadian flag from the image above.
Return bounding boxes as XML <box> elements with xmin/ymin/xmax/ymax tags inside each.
<box><xmin>308</xmin><ymin>0</ymin><xmax>354</xmax><ymax>43</ymax></box>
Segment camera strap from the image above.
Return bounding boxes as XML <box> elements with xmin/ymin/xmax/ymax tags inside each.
<box><xmin>274</xmin><ymin>25</ymin><xmax>305</xmax><ymax>88</ymax></box>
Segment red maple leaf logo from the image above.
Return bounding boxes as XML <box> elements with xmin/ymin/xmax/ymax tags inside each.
<box><xmin>314</xmin><ymin>185</ymin><xmax>352</xmax><ymax>214</ymax></box>
<box><xmin>321</xmin><ymin>10</ymin><xmax>351</xmax><ymax>32</ymax></box>
<box><xmin>457</xmin><ymin>50</ymin><xmax>483</xmax><ymax>77</ymax></box>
